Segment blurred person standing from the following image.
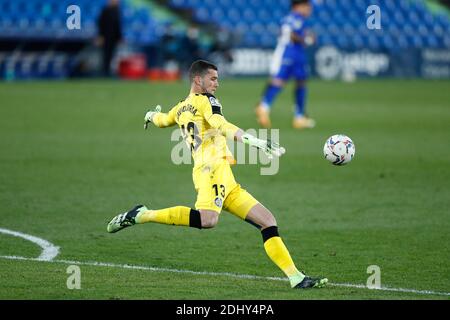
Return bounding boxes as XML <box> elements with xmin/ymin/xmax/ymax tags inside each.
<box><xmin>255</xmin><ymin>0</ymin><xmax>315</xmax><ymax>129</ymax></box>
<box><xmin>182</xmin><ymin>25</ymin><xmax>203</xmax><ymax>68</ymax></box>
<box><xmin>97</xmin><ymin>0</ymin><xmax>123</xmax><ymax>77</ymax></box>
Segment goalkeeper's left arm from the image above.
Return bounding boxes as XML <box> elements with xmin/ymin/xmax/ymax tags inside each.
<box><xmin>207</xmin><ymin>114</ymin><xmax>286</xmax><ymax>159</ymax></box>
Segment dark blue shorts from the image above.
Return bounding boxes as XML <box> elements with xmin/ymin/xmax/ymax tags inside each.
<box><xmin>271</xmin><ymin>50</ymin><xmax>308</xmax><ymax>81</ymax></box>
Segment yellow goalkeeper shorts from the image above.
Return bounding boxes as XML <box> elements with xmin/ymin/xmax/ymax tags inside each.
<box><xmin>193</xmin><ymin>161</ymin><xmax>258</xmax><ymax>219</ymax></box>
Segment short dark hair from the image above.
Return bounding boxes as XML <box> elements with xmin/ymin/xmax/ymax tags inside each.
<box><xmin>188</xmin><ymin>60</ymin><xmax>218</xmax><ymax>81</ymax></box>
<box><xmin>291</xmin><ymin>0</ymin><xmax>309</xmax><ymax>7</ymax></box>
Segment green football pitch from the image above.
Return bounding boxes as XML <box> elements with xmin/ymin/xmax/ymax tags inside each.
<box><xmin>0</xmin><ymin>79</ymin><xmax>449</xmax><ymax>300</ymax></box>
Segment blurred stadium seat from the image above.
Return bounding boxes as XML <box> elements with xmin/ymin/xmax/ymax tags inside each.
<box><xmin>167</xmin><ymin>0</ymin><xmax>450</xmax><ymax>50</ymax></box>
<box><xmin>0</xmin><ymin>0</ymin><xmax>449</xmax><ymax>49</ymax></box>
<box><xmin>0</xmin><ymin>0</ymin><xmax>164</xmax><ymax>43</ymax></box>
<box><xmin>0</xmin><ymin>0</ymin><xmax>171</xmax><ymax>79</ymax></box>
<box><xmin>0</xmin><ymin>0</ymin><xmax>449</xmax><ymax>79</ymax></box>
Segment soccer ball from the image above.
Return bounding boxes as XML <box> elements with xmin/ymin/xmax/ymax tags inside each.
<box><xmin>323</xmin><ymin>134</ymin><xmax>355</xmax><ymax>165</ymax></box>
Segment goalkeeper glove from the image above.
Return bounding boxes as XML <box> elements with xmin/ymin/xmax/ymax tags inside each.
<box><xmin>144</xmin><ymin>105</ymin><xmax>161</xmax><ymax>129</ymax></box>
<box><xmin>241</xmin><ymin>133</ymin><xmax>286</xmax><ymax>159</ymax></box>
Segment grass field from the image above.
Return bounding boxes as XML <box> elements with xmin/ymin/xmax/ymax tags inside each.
<box><xmin>0</xmin><ymin>79</ymin><xmax>449</xmax><ymax>300</ymax></box>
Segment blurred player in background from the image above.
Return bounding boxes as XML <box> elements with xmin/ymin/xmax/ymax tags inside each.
<box><xmin>96</xmin><ymin>0</ymin><xmax>123</xmax><ymax>77</ymax></box>
<box><xmin>255</xmin><ymin>0</ymin><xmax>315</xmax><ymax>129</ymax></box>
<box><xmin>107</xmin><ymin>60</ymin><xmax>328</xmax><ymax>289</ymax></box>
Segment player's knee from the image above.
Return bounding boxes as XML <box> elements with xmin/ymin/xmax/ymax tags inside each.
<box><xmin>245</xmin><ymin>203</ymin><xmax>277</xmax><ymax>229</ymax></box>
<box><xmin>199</xmin><ymin>210</ymin><xmax>219</xmax><ymax>229</ymax></box>
<box><xmin>271</xmin><ymin>78</ymin><xmax>285</xmax><ymax>87</ymax></box>
<box><xmin>260</xmin><ymin>212</ymin><xmax>277</xmax><ymax>229</ymax></box>
<box><xmin>296</xmin><ymin>80</ymin><xmax>306</xmax><ymax>88</ymax></box>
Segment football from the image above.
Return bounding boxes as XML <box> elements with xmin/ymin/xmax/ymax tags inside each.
<box><xmin>323</xmin><ymin>134</ymin><xmax>356</xmax><ymax>165</ymax></box>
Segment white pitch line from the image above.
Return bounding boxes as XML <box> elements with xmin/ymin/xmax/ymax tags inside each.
<box><xmin>1</xmin><ymin>255</ymin><xmax>449</xmax><ymax>297</ymax></box>
<box><xmin>0</xmin><ymin>227</ymin><xmax>59</xmax><ymax>261</ymax></box>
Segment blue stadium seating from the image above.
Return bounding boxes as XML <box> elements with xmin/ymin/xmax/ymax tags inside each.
<box><xmin>168</xmin><ymin>0</ymin><xmax>450</xmax><ymax>50</ymax></box>
<box><xmin>0</xmin><ymin>0</ymin><xmax>162</xmax><ymax>44</ymax></box>
<box><xmin>0</xmin><ymin>0</ymin><xmax>449</xmax><ymax>50</ymax></box>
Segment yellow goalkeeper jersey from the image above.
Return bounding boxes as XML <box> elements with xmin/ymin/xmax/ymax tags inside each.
<box><xmin>152</xmin><ymin>93</ymin><xmax>239</xmax><ymax>169</ymax></box>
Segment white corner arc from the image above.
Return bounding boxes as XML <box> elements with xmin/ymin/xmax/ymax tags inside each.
<box><xmin>0</xmin><ymin>227</ymin><xmax>60</xmax><ymax>261</ymax></box>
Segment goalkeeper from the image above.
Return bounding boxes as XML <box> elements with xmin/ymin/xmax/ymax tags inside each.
<box><xmin>107</xmin><ymin>60</ymin><xmax>327</xmax><ymax>289</ymax></box>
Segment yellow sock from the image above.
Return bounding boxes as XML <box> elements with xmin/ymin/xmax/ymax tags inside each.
<box><xmin>262</xmin><ymin>227</ymin><xmax>305</xmax><ymax>287</ymax></box>
<box><xmin>135</xmin><ymin>206</ymin><xmax>191</xmax><ymax>227</ymax></box>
